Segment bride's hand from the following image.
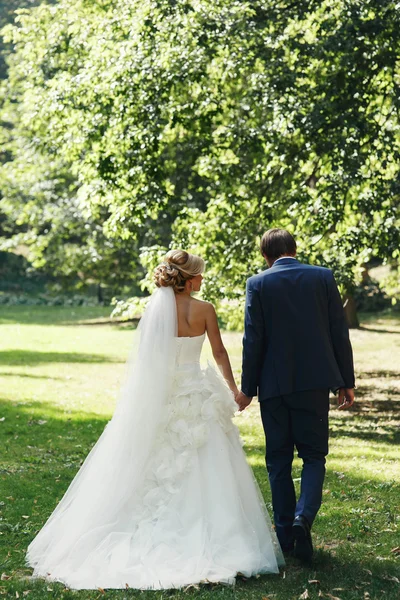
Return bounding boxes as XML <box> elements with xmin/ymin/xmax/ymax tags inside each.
<box><xmin>236</xmin><ymin>390</ymin><xmax>253</xmax><ymax>412</ymax></box>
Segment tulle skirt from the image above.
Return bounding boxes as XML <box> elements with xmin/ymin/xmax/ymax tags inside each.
<box><xmin>26</xmin><ymin>363</ymin><xmax>283</xmax><ymax>589</ymax></box>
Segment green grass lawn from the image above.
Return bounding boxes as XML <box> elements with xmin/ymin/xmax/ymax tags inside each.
<box><xmin>0</xmin><ymin>306</ymin><xmax>399</xmax><ymax>600</ymax></box>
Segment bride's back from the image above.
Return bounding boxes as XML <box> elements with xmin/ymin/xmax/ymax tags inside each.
<box><xmin>175</xmin><ymin>294</ymin><xmax>208</xmax><ymax>338</ymax></box>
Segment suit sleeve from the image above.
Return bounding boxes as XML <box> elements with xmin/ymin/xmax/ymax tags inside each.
<box><xmin>327</xmin><ymin>271</ymin><xmax>355</xmax><ymax>389</ymax></box>
<box><xmin>241</xmin><ymin>278</ymin><xmax>266</xmax><ymax>398</ymax></box>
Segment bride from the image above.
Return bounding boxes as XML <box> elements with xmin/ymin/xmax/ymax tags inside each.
<box><xmin>26</xmin><ymin>250</ymin><xmax>284</xmax><ymax>590</ymax></box>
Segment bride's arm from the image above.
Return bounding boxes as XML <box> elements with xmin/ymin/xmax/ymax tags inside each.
<box><xmin>204</xmin><ymin>303</ymin><xmax>239</xmax><ymax>398</ymax></box>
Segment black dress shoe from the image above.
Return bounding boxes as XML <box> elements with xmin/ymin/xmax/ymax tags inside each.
<box><xmin>292</xmin><ymin>515</ymin><xmax>313</xmax><ymax>563</ymax></box>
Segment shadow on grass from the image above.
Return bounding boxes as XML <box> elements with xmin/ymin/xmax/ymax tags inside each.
<box><xmin>358</xmin><ymin>326</ymin><xmax>400</xmax><ymax>334</ymax></box>
<box><xmin>0</xmin><ymin>350</ymin><xmax>121</xmax><ymax>366</ymax></box>
<box><xmin>0</xmin><ymin>371</ymin><xmax>67</xmax><ymax>380</ymax></box>
<box><xmin>71</xmin><ymin>318</ymin><xmax>140</xmax><ymax>328</ymax></box>
<box><xmin>329</xmin><ymin>412</ymin><xmax>400</xmax><ymax>444</ymax></box>
<box><xmin>271</xmin><ymin>551</ymin><xmax>400</xmax><ymax>597</ymax></box>
<box><xmin>0</xmin><ymin>396</ymin><xmax>108</xmax><ymax>432</ymax></box>
<box><xmin>356</xmin><ymin>370</ymin><xmax>400</xmax><ymax>379</ymax></box>
<box><xmin>326</xmin><ymin>369</ymin><xmax>400</xmax><ymax>444</ymax></box>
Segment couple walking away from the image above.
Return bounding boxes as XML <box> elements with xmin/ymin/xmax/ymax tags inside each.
<box><xmin>26</xmin><ymin>228</ymin><xmax>355</xmax><ymax>590</ymax></box>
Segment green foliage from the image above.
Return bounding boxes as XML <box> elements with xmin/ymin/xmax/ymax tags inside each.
<box><xmin>1</xmin><ymin>2</ymin><xmax>145</xmax><ymax>291</ymax></box>
<box><xmin>0</xmin><ymin>290</ymin><xmax>100</xmax><ymax>306</ymax></box>
<box><xmin>1</xmin><ymin>0</ymin><xmax>399</xmax><ymax>301</ymax></box>
<box><xmin>381</xmin><ymin>265</ymin><xmax>400</xmax><ymax>309</ymax></box>
<box><xmin>354</xmin><ymin>278</ymin><xmax>391</xmax><ymax>313</ymax></box>
<box><xmin>110</xmin><ymin>295</ymin><xmax>148</xmax><ymax>320</ymax></box>
<box><xmin>0</xmin><ymin>250</ymin><xmax>49</xmax><ymax>293</ymax></box>
<box><xmin>0</xmin><ymin>1</ymin><xmax>47</xmax><ymax>80</ymax></box>
<box><xmin>0</xmin><ymin>132</ymin><xmax>145</xmax><ymax>290</ymax></box>
<box><xmin>0</xmin><ymin>0</ymin><xmax>48</xmax><ymax>274</ymax></box>
<box><xmin>213</xmin><ymin>298</ymin><xmax>245</xmax><ymax>331</ymax></box>
<box><xmin>166</xmin><ymin>0</ymin><xmax>400</xmax><ymax>297</ymax></box>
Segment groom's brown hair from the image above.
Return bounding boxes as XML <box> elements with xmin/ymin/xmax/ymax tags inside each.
<box><xmin>260</xmin><ymin>228</ymin><xmax>297</xmax><ymax>260</ymax></box>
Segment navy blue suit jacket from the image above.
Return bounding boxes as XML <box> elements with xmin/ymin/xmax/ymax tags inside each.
<box><xmin>241</xmin><ymin>258</ymin><xmax>355</xmax><ymax>400</ymax></box>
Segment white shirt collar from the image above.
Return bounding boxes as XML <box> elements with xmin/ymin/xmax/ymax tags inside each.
<box><xmin>274</xmin><ymin>256</ymin><xmax>297</xmax><ymax>264</ymax></box>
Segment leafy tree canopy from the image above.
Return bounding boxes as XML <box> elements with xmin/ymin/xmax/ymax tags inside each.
<box><xmin>1</xmin><ymin>0</ymin><xmax>399</xmax><ymax>304</ymax></box>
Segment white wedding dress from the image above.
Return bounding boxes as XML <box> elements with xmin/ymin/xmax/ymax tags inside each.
<box><xmin>26</xmin><ymin>289</ymin><xmax>283</xmax><ymax>590</ymax></box>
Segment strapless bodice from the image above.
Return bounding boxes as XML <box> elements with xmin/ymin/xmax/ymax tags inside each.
<box><xmin>175</xmin><ymin>333</ymin><xmax>205</xmax><ymax>366</ymax></box>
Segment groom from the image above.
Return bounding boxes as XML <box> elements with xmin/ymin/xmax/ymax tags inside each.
<box><xmin>237</xmin><ymin>229</ymin><xmax>355</xmax><ymax>562</ymax></box>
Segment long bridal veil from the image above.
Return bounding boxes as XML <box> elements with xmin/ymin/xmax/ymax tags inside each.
<box><xmin>27</xmin><ymin>286</ymin><xmax>178</xmax><ymax>572</ymax></box>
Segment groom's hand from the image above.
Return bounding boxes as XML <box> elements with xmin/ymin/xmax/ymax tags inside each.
<box><xmin>337</xmin><ymin>387</ymin><xmax>355</xmax><ymax>410</ymax></box>
<box><xmin>236</xmin><ymin>391</ymin><xmax>253</xmax><ymax>412</ymax></box>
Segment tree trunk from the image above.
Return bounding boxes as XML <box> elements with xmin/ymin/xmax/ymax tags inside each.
<box><xmin>97</xmin><ymin>283</ymin><xmax>103</xmax><ymax>304</ymax></box>
<box><xmin>344</xmin><ymin>294</ymin><xmax>359</xmax><ymax>329</ymax></box>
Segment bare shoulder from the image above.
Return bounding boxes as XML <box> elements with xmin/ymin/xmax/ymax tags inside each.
<box><xmin>191</xmin><ymin>298</ymin><xmax>215</xmax><ymax>315</ymax></box>
<box><xmin>189</xmin><ymin>298</ymin><xmax>216</xmax><ymax>323</ymax></box>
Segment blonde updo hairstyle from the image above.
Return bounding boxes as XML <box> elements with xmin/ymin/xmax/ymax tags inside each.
<box><xmin>154</xmin><ymin>250</ymin><xmax>205</xmax><ymax>293</ymax></box>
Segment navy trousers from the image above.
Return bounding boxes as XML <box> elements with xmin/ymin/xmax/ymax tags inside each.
<box><xmin>260</xmin><ymin>389</ymin><xmax>329</xmax><ymax>551</ymax></box>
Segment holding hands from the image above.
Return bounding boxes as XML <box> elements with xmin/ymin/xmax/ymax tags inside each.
<box><xmin>235</xmin><ymin>390</ymin><xmax>253</xmax><ymax>412</ymax></box>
